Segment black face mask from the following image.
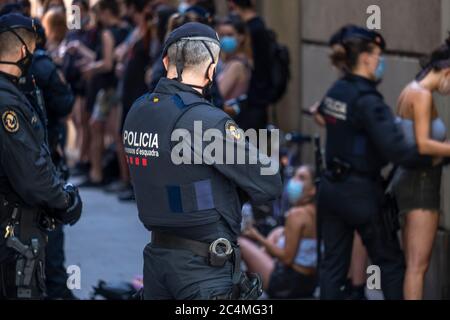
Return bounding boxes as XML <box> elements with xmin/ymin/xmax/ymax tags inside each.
<box><xmin>0</xmin><ymin>29</ymin><xmax>34</xmax><ymax>77</ymax></box>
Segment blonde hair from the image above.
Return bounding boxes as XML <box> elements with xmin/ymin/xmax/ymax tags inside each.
<box><xmin>42</xmin><ymin>7</ymin><xmax>67</xmax><ymax>44</ymax></box>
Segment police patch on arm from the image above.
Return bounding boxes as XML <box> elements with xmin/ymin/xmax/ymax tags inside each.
<box><xmin>2</xmin><ymin>110</ymin><xmax>19</xmax><ymax>133</ymax></box>
<box><xmin>225</xmin><ymin>120</ymin><xmax>243</xmax><ymax>141</ymax></box>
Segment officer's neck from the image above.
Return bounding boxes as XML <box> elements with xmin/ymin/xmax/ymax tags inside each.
<box><xmin>0</xmin><ymin>64</ymin><xmax>21</xmax><ymax>79</ymax></box>
<box><xmin>168</xmin><ymin>70</ymin><xmax>206</xmax><ymax>94</ymax></box>
<box><xmin>352</xmin><ymin>68</ymin><xmax>375</xmax><ymax>82</ymax></box>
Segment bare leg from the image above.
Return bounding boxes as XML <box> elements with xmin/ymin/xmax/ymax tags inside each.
<box><xmin>266</xmin><ymin>227</ymin><xmax>284</xmax><ymax>246</ymax></box>
<box><xmin>403</xmin><ymin>209</ymin><xmax>439</xmax><ymax>300</ymax></box>
<box><xmin>71</xmin><ymin>96</ymin><xmax>82</xmax><ymax>149</ymax></box>
<box><xmin>89</xmin><ymin>119</ymin><xmax>105</xmax><ymax>183</ymax></box>
<box><xmin>350</xmin><ymin>232</ymin><xmax>368</xmax><ymax>286</ymax></box>
<box><xmin>111</xmin><ymin>105</ymin><xmax>130</xmax><ymax>183</ymax></box>
<box><xmin>79</xmin><ymin>97</ymin><xmax>91</xmax><ymax>163</ymax></box>
<box><xmin>239</xmin><ymin>237</ymin><xmax>275</xmax><ymax>291</ymax></box>
<box><xmin>116</xmin><ymin>138</ymin><xmax>130</xmax><ymax>182</ymax></box>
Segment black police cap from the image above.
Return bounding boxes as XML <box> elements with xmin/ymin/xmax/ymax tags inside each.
<box><xmin>0</xmin><ymin>3</ymin><xmax>23</xmax><ymax>16</ymax></box>
<box><xmin>328</xmin><ymin>24</ymin><xmax>358</xmax><ymax>46</ymax></box>
<box><xmin>333</xmin><ymin>25</ymin><xmax>386</xmax><ymax>50</ymax></box>
<box><xmin>162</xmin><ymin>22</ymin><xmax>220</xmax><ymax>57</ymax></box>
<box><xmin>0</xmin><ymin>12</ymin><xmax>36</xmax><ymax>33</ymax></box>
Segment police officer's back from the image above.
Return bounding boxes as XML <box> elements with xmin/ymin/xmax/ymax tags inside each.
<box><xmin>0</xmin><ymin>13</ymin><xmax>82</xmax><ymax>300</ymax></box>
<box><xmin>315</xmin><ymin>27</ymin><xmax>432</xmax><ymax>300</ymax></box>
<box><xmin>123</xmin><ymin>22</ymin><xmax>282</xmax><ymax>300</ymax></box>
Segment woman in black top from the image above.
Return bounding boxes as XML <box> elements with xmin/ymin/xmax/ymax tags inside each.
<box><xmin>70</xmin><ymin>0</ymin><xmax>131</xmax><ymax>186</ymax></box>
<box><xmin>111</xmin><ymin>0</ymin><xmax>154</xmax><ymax>198</ymax></box>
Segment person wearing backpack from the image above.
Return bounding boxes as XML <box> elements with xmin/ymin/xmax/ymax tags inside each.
<box><xmin>227</xmin><ymin>0</ymin><xmax>275</xmax><ymax>130</ymax></box>
<box><xmin>216</xmin><ymin>15</ymin><xmax>252</xmax><ymax>116</ymax></box>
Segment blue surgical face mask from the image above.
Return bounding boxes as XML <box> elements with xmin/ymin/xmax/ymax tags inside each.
<box><xmin>220</xmin><ymin>36</ymin><xmax>238</xmax><ymax>54</ymax></box>
<box><xmin>178</xmin><ymin>1</ymin><xmax>189</xmax><ymax>14</ymax></box>
<box><xmin>374</xmin><ymin>56</ymin><xmax>385</xmax><ymax>81</ymax></box>
<box><xmin>286</xmin><ymin>179</ymin><xmax>304</xmax><ymax>205</ymax></box>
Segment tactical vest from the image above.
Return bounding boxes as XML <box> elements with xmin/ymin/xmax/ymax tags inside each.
<box><xmin>124</xmin><ymin>90</ymin><xmax>242</xmax><ymax>233</ymax></box>
<box><xmin>320</xmin><ymin>75</ymin><xmax>386</xmax><ymax>175</ymax></box>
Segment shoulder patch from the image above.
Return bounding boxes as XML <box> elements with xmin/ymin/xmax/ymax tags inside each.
<box><xmin>2</xmin><ymin>110</ymin><xmax>19</xmax><ymax>133</ymax></box>
<box><xmin>225</xmin><ymin>120</ymin><xmax>243</xmax><ymax>141</ymax></box>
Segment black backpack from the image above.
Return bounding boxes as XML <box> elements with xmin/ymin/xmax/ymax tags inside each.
<box><xmin>267</xmin><ymin>29</ymin><xmax>291</xmax><ymax>104</ymax></box>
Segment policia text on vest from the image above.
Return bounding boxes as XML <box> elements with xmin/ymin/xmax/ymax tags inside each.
<box><xmin>124</xmin><ymin>121</ymin><xmax>280</xmax><ymax>176</ymax></box>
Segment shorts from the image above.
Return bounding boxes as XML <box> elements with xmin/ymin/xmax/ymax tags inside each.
<box><xmin>91</xmin><ymin>88</ymin><xmax>119</xmax><ymax>122</ymax></box>
<box><xmin>267</xmin><ymin>262</ymin><xmax>317</xmax><ymax>299</ymax></box>
<box><xmin>391</xmin><ymin>165</ymin><xmax>442</xmax><ymax>218</ymax></box>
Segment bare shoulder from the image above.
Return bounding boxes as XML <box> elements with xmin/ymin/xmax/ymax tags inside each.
<box><xmin>286</xmin><ymin>205</ymin><xmax>314</xmax><ymax>226</ymax></box>
<box><xmin>398</xmin><ymin>82</ymin><xmax>433</xmax><ymax>118</ymax></box>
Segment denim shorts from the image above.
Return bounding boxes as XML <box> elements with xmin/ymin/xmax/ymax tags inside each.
<box><xmin>92</xmin><ymin>88</ymin><xmax>119</xmax><ymax>122</ymax></box>
<box><xmin>391</xmin><ymin>165</ymin><xmax>442</xmax><ymax>218</ymax></box>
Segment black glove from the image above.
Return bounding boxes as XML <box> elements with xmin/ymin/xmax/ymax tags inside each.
<box><xmin>54</xmin><ymin>183</ymin><xmax>82</xmax><ymax>226</ymax></box>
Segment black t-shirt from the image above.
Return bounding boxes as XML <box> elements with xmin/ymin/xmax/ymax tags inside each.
<box><xmin>122</xmin><ymin>38</ymin><xmax>151</xmax><ymax>111</ymax></box>
<box><xmin>95</xmin><ymin>25</ymin><xmax>131</xmax><ymax>90</ymax></box>
<box><xmin>86</xmin><ymin>25</ymin><xmax>130</xmax><ymax>112</ymax></box>
<box><xmin>246</xmin><ymin>16</ymin><xmax>272</xmax><ymax>106</ymax></box>
<box><xmin>62</xmin><ymin>28</ymin><xmax>99</xmax><ymax>95</ymax></box>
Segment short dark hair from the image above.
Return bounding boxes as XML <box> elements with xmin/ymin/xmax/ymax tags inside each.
<box><xmin>0</xmin><ymin>28</ymin><xmax>35</xmax><ymax>58</ymax></box>
<box><xmin>125</xmin><ymin>0</ymin><xmax>151</xmax><ymax>12</ymax></box>
<box><xmin>98</xmin><ymin>0</ymin><xmax>120</xmax><ymax>17</ymax></box>
<box><xmin>229</xmin><ymin>0</ymin><xmax>253</xmax><ymax>9</ymax></box>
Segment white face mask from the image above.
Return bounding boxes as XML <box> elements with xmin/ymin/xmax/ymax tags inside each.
<box><xmin>438</xmin><ymin>75</ymin><xmax>450</xmax><ymax>95</ymax></box>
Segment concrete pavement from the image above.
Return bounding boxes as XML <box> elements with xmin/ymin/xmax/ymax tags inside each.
<box><xmin>64</xmin><ymin>187</ymin><xmax>148</xmax><ymax>300</ymax></box>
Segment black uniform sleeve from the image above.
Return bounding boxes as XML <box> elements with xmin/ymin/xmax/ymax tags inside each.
<box><xmin>0</xmin><ymin>107</ymin><xmax>69</xmax><ymax>209</ymax></box>
<box><xmin>36</xmin><ymin>57</ymin><xmax>75</xmax><ymax>119</ymax></box>
<box><xmin>199</xmin><ymin>116</ymin><xmax>282</xmax><ymax>204</ymax></box>
<box><xmin>44</xmin><ymin>69</ymin><xmax>75</xmax><ymax>118</ymax></box>
<box><xmin>355</xmin><ymin>94</ymin><xmax>432</xmax><ymax>167</ymax></box>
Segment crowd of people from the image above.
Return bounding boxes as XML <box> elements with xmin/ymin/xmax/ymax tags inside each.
<box><xmin>14</xmin><ymin>0</ymin><xmax>279</xmax><ymax>203</ymax></box>
<box><xmin>1</xmin><ymin>0</ymin><xmax>449</xmax><ymax>301</ymax></box>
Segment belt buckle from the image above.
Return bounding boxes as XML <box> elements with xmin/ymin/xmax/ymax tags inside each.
<box><xmin>208</xmin><ymin>238</ymin><xmax>233</xmax><ymax>267</ymax></box>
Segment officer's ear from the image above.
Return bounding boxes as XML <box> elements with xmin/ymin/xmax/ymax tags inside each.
<box><xmin>207</xmin><ymin>63</ymin><xmax>217</xmax><ymax>82</ymax></box>
<box><xmin>20</xmin><ymin>45</ymin><xmax>27</xmax><ymax>58</ymax></box>
<box><xmin>358</xmin><ymin>51</ymin><xmax>371</xmax><ymax>68</ymax></box>
<box><xmin>162</xmin><ymin>56</ymin><xmax>170</xmax><ymax>72</ymax></box>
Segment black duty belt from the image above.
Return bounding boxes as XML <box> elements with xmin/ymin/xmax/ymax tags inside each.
<box><xmin>326</xmin><ymin>158</ymin><xmax>380</xmax><ymax>181</ymax></box>
<box><xmin>151</xmin><ymin>231</ymin><xmax>234</xmax><ymax>268</ymax></box>
<box><xmin>151</xmin><ymin>231</ymin><xmax>263</xmax><ymax>300</ymax></box>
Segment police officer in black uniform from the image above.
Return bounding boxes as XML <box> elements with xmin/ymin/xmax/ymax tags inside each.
<box><xmin>314</xmin><ymin>27</ymin><xmax>432</xmax><ymax>300</ymax></box>
<box><xmin>123</xmin><ymin>22</ymin><xmax>282</xmax><ymax>300</ymax></box>
<box><xmin>18</xmin><ymin>19</ymin><xmax>77</xmax><ymax>300</ymax></box>
<box><xmin>0</xmin><ymin>13</ymin><xmax>82</xmax><ymax>300</ymax></box>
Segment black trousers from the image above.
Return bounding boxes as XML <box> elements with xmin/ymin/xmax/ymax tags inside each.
<box><xmin>45</xmin><ymin>225</ymin><xmax>71</xmax><ymax>299</ymax></box>
<box><xmin>318</xmin><ymin>174</ymin><xmax>405</xmax><ymax>300</ymax></box>
<box><xmin>143</xmin><ymin>243</ymin><xmax>234</xmax><ymax>300</ymax></box>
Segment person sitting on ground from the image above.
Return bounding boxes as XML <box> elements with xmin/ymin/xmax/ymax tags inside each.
<box><xmin>240</xmin><ymin>165</ymin><xmax>319</xmax><ymax>299</ymax></box>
